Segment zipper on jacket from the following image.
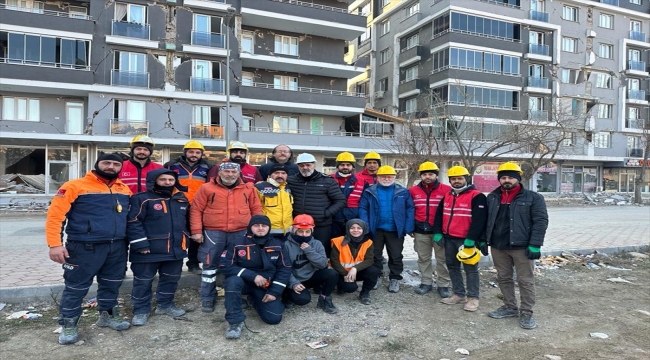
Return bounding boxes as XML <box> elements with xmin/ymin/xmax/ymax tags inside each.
<box><xmin>445</xmin><ymin>195</ymin><xmax>456</xmax><ymax>235</ymax></box>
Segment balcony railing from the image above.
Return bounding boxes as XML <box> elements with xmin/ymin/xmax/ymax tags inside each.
<box><xmin>628</xmin><ymin>89</ymin><xmax>646</xmax><ymax>101</ymax></box>
<box><xmin>112</xmin><ymin>20</ymin><xmax>150</xmax><ymax>40</ymax></box>
<box><xmin>190</xmin><ymin>77</ymin><xmax>224</xmax><ymax>93</ymax></box>
<box><xmin>529</xmin><ymin>43</ymin><xmax>549</xmax><ymax>56</ymax></box>
<box><xmin>628</xmin><ymin>148</ymin><xmax>644</xmax><ymax>157</ymax></box>
<box><xmin>528</xmin><ymin>77</ymin><xmax>548</xmax><ymax>88</ymax></box>
<box><xmin>110</xmin><ymin>119</ymin><xmax>149</xmax><ymax>136</ymax></box>
<box><xmin>111</xmin><ymin>70</ymin><xmax>149</xmax><ymax>88</ymax></box>
<box><xmin>629</xmin><ymin>31</ymin><xmax>646</xmax><ymax>42</ymax></box>
<box><xmin>600</xmin><ymin>0</ymin><xmax>619</xmax><ymax>5</ymax></box>
<box><xmin>0</xmin><ymin>4</ymin><xmax>92</xmax><ymax>20</ymax></box>
<box><xmin>244</xmin><ymin>82</ymin><xmax>366</xmax><ymax>97</ymax></box>
<box><xmin>241</xmin><ymin>126</ymin><xmax>361</xmax><ymax>136</ymax></box>
<box><xmin>0</xmin><ymin>57</ymin><xmax>90</xmax><ymax>70</ymax></box>
<box><xmin>190</xmin><ymin>124</ymin><xmax>224</xmax><ymax>139</ymax></box>
<box><xmin>529</xmin><ymin>10</ymin><xmax>549</xmax><ymax>22</ymax></box>
<box><xmin>529</xmin><ymin>110</ymin><xmax>548</xmax><ymax>121</ymax></box>
<box><xmin>475</xmin><ymin>0</ymin><xmax>521</xmax><ymax>9</ymax></box>
<box><xmin>191</xmin><ymin>31</ymin><xmax>225</xmax><ymax>48</ymax></box>
<box><xmin>626</xmin><ymin>118</ymin><xmax>646</xmax><ymax>129</ymax></box>
<box><xmin>628</xmin><ymin>60</ymin><xmax>646</xmax><ymax>72</ymax></box>
<box><xmin>269</xmin><ymin>0</ymin><xmax>362</xmax><ymax>15</ymax></box>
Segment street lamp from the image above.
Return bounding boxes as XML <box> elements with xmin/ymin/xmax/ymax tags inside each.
<box><xmin>224</xmin><ymin>6</ymin><xmax>236</xmax><ymax>147</ymax></box>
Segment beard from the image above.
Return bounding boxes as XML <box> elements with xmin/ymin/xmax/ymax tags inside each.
<box><xmin>230</xmin><ymin>155</ymin><xmax>245</xmax><ymax>164</ymax></box>
<box><xmin>220</xmin><ymin>176</ymin><xmax>237</xmax><ymax>186</ymax></box>
<box><xmin>300</xmin><ymin>169</ymin><xmax>314</xmax><ymax>177</ymax></box>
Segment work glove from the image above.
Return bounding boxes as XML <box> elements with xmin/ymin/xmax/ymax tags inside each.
<box><xmin>433</xmin><ymin>233</ymin><xmax>443</xmax><ymax>245</ymax></box>
<box><xmin>479</xmin><ymin>242</ymin><xmax>489</xmax><ymax>256</ymax></box>
<box><xmin>526</xmin><ymin>246</ymin><xmax>541</xmax><ymax>260</ymax></box>
<box><xmin>463</xmin><ymin>239</ymin><xmax>476</xmax><ymax>248</ymax></box>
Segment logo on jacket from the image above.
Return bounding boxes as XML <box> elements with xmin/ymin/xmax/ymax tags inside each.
<box><xmin>55</xmin><ymin>189</ymin><xmax>67</xmax><ymax>197</ymax></box>
<box><xmin>221</xmin><ymin>250</ymin><xmax>227</xmax><ymax>257</ymax></box>
<box><xmin>153</xmin><ymin>204</ymin><xmax>163</xmax><ymax>210</ymax></box>
<box><xmin>238</xmin><ymin>250</ymin><xmax>247</xmax><ymax>257</ymax></box>
<box><xmin>122</xmin><ymin>172</ymin><xmax>131</xmax><ymax>176</ymax></box>
<box><xmin>270</xmin><ymin>255</ymin><xmax>279</xmax><ymax>260</ymax></box>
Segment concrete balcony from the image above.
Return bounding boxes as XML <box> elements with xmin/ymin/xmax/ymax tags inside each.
<box><xmin>190</xmin><ymin>77</ymin><xmax>224</xmax><ymax>94</ymax></box>
<box><xmin>528</xmin><ymin>110</ymin><xmax>548</xmax><ymax>121</ymax></box>
<box><xmin>524</xmin><ymin>77</ymin><xmax>551</xmax><ymax>94</ymax></box>
<box><xmin>398</xmin><ymin>78</ymin><xmax>426</xmax><ymax>99</ymax></box>
<box><xmin>182</xmin><ymin>31</ymin><xmax>227</xmax><ymax>57</ymax></box>
<box><xmin>599</xmin><ymin>0</ymin><xmax>619</xmax><ymax>5</ymax></box>
<box><xmin>0</xmin><ymin>4</ymin><xmax>93</xmax><ymax>34</ymax></box>
<box><xmin>627</xmin><ymin>89</ymin><xmax>648</xmax><ymax>104</ymax></box>
<box><xmin>356</xmin><ymin>38</ymin><xmax>372</xmax><ymax>57</ymax></box>
<box><xmin>524</xmin><ymin>43</ymin><xmax>552</xmax><ymax>62</ymax></box>
<box><xmin>529</xmin><ymin>10</ymin><xmax>548</xmax><ymax>22</ymax></box>
<box><xmin>629</xmin><ymin>31</ymin><xmax>647</xmax><ymax>43</ymax></box>
<box><xmin>240</xmin><ymin>52</ymin><xmax>365</xmax><ymax>78</ymax></box>
<box><xmin>625</xmin><ymin>118</ymin><xmax>646</xmax><ymax>130</ymax></box>
<box><xmin>400</xmin><ymin>45</ymin><xmax>423</xmax><ymax>68</ymax></box>
<box><xmin>109</xmin><ymin>119</ymin><xmax>149</xmax><ymax>136</ymax></box>
<box><xmin>626</xmin><ymin>60</ymin><xmax>649</xmax><ymax>77</ymax></box>
<box><xmin>106</xmin><ymin>21</ymin><xmax>158</xmax><ymax>49</ymax></box>
<box><xmin>240</xmin><ymin>0</ymin><xmax>366</xmax><ymax>41</ymax></box>
<box><xmin>111</xmin><ymin>70</ymin><xmax>149</xmax><ymax>88</ymax></box>
<box><xmin>189</xmin><ymin>124</ymin><xmax>224</xmax><ymax>139</ymax></box>
<box><xmin>183</xmin><ymin>0</ymin><xmax>230</xmax><ymax>12</ymax></box>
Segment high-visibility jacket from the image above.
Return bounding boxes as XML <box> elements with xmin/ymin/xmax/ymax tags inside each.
<box><xmin>330</xmin><ymin>236</ymin><xmax>373</xmax><ymax>271</ymax></box>
<box><xmin>255</xmin><ymin>179</ymin><xmax>293</xmax><ymax>234</ymax></box>
<box><xmin>409</xmin><ymin>181</ymin><xmax>451</xmax><ymax>233</ymax></box>
<box><xmin>165</xmin><ymin>156</ymin><xmax>212</xmax><ymax>202</ymax></box>
<box><xmin>119</xmin><ymin>159</ymin><xmax>163</xmax><ymax>194</ymax></box>
<box><xmin>441</xmin><ymin>189</ymin><xmax>482</xmax><ymax>238</ymax></box>
<box><xmin>331</xmin><ymin>173</ymin><xmax>366</xmax><ymax>221</ymax></box>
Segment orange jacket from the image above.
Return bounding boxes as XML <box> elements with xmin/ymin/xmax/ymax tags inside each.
<box><xmin>330</xmin><ymin>236</ymin><xmax>374</xmax><ymax>273</ymax></box>
<box><xmin>46</xmin><ymin>172</ymin><xmax>132</xmax><ymax>247</ymax></box>
<box><xmin>189</xmin><ymin>177</ymin><xmax>262</xmax><ymax>234</ymax></box>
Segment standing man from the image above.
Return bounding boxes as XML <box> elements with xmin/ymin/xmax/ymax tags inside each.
<box><xmin>220</xmin><ymin>215</ymin><xmax>291</xmax><ymax>339</ymax></box>
<box><xmin>287</xmin><ymin>153</ymin><xmax>346</xmax><ymax>257</ymax></box>
<box><xmin>165</xmin><ymin>140</ymin><xmax>213</xmax><ymax>275</ymax></box>
<box><xmin>355</xmin><ymin>151</ymin><xmax>381</xmax><ymax>185</ymax></box>
<box><xmin>190</xmin><ymin>162</ymin><xmax>262</xmax><ymax>313</ymax></box>
<box><xmin>255</xmin><ymin>163</ymin><xmax>293</xmax><ymax>241</ymax></box>
<box><xmin>259</xmin><ymin>144</ymin><xmax>299</xmax><ymax>180</ymax></box>
<box><xmin>119</xmin><ymin>135</ymin><xmax>163</xmax><ymax>193</ymax></box>
<box><xmin>46</xmin><ymin>153</ymin><xmax>132</xmax><ymax>345</ymax></box>
<box><xmin>330</xmin><ymin>152</ymin><xmax>367</xmax><ymax>238</ymax></box>
<box><xmin>486</xmin><ymin>162</ymin><xmax>548</xmax><ymax>329</ymax></box>
<box><xmin>409</xmin><ymin>161</ymin><xmax>451</xmax><ymax>297</ymax></box>
<box><xmin>207</xmin><ymin>141</ymin><xmax>262</xmax><ymax>183</ymax></box>
<box><xmin>358</xmin><ymin>165</ymin><xmax>414</xmax><ymax>293</ymax></box>
<box><xmin>433</xmin><ymin>166</ymin><xmax>487</xmax><ymax>312</ymax></box>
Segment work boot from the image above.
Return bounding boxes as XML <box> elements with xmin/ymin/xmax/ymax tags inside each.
<box><xmin>96</xmin><ymin>307</ymin><xmax>131</xmax><ymax>331</ymax></box>
<box><xmin>436</xmin><ymin>286</ymin><xmax>451</xmax><ymax>298</ymax></box>
<box><xmin>414</xmin><ymin>284</ymin><xmax>433</xmax><ymax>295</ymax></box>
<box><xmin>187</xmin><ymin>264</ymin><xmax>202</xmax><ymax>275</ymax></box>
<box><xmin>131</xmin><ymin>313</ymin><xmax>149</xmax><ymax>326</ymax></box>
<box><xmin>373</xmin><ymin>277</ymin><xmax>382</xmax><ymax>290</ymax></box>
<box><xmin>155</xmin><ymin>304</ymin><xmax>186</xmax><ymax>317</ymax></box>
<box><xmin>317</xmin><ymin>296</ymin><xmax>338</xmax><ymax>314</ymax></box>
<box><xmin>440</xmin><ymin>294</ymin><xmax>467</xmax><ymax>305</ymax></box>
<box><xmin>58</xmin><ymin>317</ymin><xmax>79</xmax><ymax>345</ymax></box>
<box><xmin>488</xmin><ymin>305</ymin><xmax>519</xmax><ymax>319</ymax></box>
<box><xmin>519</xmin><ymin>312</ymin><xmax>537</xmax><ymax>329</ymax></box>
<box><xmin>201</xmin><ymin>300</ymin><xmax>215</xmax><ymax>313</ymax></box>
<box><xmin>388</xmin><ymin>279</ymin><xmax>400</xmax><ymax>293</ymax></box>
<box><xmin>463</xmin><ymin>298</ymin><xmax>479</xmax><ymax>312</ymax></box>
<box><xmin>359</xmin><ymin>290</ymin><xmax>371</xmax><ymax>305</ymax></box>
<box><xmin>225</xmin><ymin>322</ymin><xmax>245</xmax><ymax>339</ymax></box>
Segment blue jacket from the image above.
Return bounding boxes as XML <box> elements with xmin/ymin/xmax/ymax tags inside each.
<box><xmin>359</xmin><ymin>184</ymin><xmax>415</xmax><ymax>238</ymax></box>
<box><xmin>127</xmin><ymin>168</ymin><xmax>190</xmax><ymax>263</ymax></box>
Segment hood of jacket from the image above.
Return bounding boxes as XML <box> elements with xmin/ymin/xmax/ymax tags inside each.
<box><xmin>145</xmin><ymin>168</ymin><xmax>188</xmax><ymax>193</ymax></box>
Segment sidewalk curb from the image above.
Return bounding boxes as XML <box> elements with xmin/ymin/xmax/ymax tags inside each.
<box><xmin>0</xmin><ymin>245</ymin><xmax>645</xmax><ymax>303</ymax></box>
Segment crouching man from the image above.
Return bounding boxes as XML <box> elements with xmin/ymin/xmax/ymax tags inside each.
<box><xmin>220</xmin><ymin>215</ymin><xmax>291</xmax><ymax>339</ymax></box>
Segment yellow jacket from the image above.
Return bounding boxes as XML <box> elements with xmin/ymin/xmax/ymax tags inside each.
<box><xmin>255</xmin><ymin>179</ymin><xmax>293</xmax><ymax>234</ymax></box>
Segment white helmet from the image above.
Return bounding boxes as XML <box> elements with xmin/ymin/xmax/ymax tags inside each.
<box><xmin>295</xmin><ymin>153</ymin><xmax>317</xmax><ymax>164</ymax></box>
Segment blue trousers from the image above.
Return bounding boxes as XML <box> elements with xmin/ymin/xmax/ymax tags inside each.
<box><xmin>130</xmin><ymin>260</ymin><xmax>183</xmax><ymax>314</ymax></box>
<box><xmin>199</xmin><ymin>229</ymin><xmax>245</xmax><ymax>302</ymax></box>
<box><xmin>224</xmin><ymin>276</ymin><xmax>284</xmax><ymax>325</ymax></box>
<box><xmin>59</xmin><ymin>241</ymin><xmax>127</xmax><ymax>319</ymax></box>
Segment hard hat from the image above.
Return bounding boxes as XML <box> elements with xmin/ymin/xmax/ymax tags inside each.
<box><xmin>228</xmin><ymin>141</ymin><xmax>249</xmax><ymax>152</ymax></box>
<box><xmin>130</xmin><ymin>135</ymin><xmax>155</xmax><ymax>147</ymax></box>
<box><xmin>292</xmin><ymin>214</ymin><xmax>315</xmax><ymax>229</ymax></box>
<box><xmin>456</xmin><ymin>245</ymin><xmax>481</xmax><ymax>265</ymax></box>
<box><xmin>447</xmin><ymin>165</ymin><xmax>470</xmax><ymax>178</ymax></box>
<box><xmin>295</xmin><ymin>153</ymin><xmax>317</xmax><ymax>164</ymax></box>
<box><xmin>497</xmin><ymin>162</ymin><xmax>523</xmax><ymax>175</ymax></box>
<box><xmin>184</xmin><ymin>140</ymin><xmax>205</xmax><ymax>151</ymax></box>
<box><xmin>336</xmin><ymin>152</ymin><xmax>356</xmax><ymax>164</ymax></box>
<box><xmin>363</xmin><ymin>152</ymin><xmax>381</xmax><ymax>162</ymax></box>
<box><xmin>376</xmin><ymin>165</ymin><xmax>397</xmax><ymax>176</ymax></box>
<box><xmin>418</xmin><ymin>161</ymin><xmax>439</xmax><ymax>173</ymax></box>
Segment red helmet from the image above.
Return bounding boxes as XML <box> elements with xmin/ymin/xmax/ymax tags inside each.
<box><xmin>292</xmin><ymin>214</ymin><xmax>315</xmax><ymax>229</ymax></box>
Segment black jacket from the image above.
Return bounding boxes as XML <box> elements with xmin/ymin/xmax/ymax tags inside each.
<box><xmin>485</xmin><ymin>186</ymin><xmax>548</xmax><ymax>247</ymax></box>
<box><xmin>259</xmin><ymin>159</ymin><xmax>300</xmax><ymax>180</ymax></box>
<box><xmin>287</xmin><ymin>171</ymin><xmax>346</xmax><ymax>226</ymax></box>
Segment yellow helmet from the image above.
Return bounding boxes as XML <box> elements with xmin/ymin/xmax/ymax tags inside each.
<box><xmin>363</xmin><ymin>152</ymin><xmax>382</xmax><ymax>162</ymax></box>
<box><xmin>447</xmin><ymin>165</ymin><xmax>470</xmax><ymax>178</ymax></box>
<box><xmin>130</xmin><ymin>135</ymin><xmax>155</xmax><ymax>147</ymax></box>
<box><xmin>336</xmin><ymin>152</ymin><xmax>356</xmax><ymax>164</ymax></box>
<box><xmin>497</xmin><ymin>162</ymin><xmax>523</xmax><ymax>175</ymax></box>
<box><xmin>184</xmin><ymin>140</ymin><xmax>205</xmax><ymax>151</ymax></box>
<box><xmin>228</xmin><ymin>141</ymin><xmax>249</xmax><ymax>152</ymax></box>
<box><xmin>456</xmin><ymin>245</ymin><xmax>481</xmax><ymax>265</ymax></box>
<box><xmin>376</xmin><ymin>165</ymin><xmax>397</xmax><ymax>176</ymax></box>
<box><xmin>418</xmin><ymin>161</ymin><xmax>439</xmax><ymax>173</ymax></box>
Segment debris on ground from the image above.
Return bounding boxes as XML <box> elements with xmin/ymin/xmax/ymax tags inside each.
<box><xmin>82</xmin><ymin>297</ymin><xmax>98</xmax><ymax>308</ymax></box>
<box><xmin>455</xmin><ymin>348</ymin><xmax>470</xmax><ymax>355</ymax></box>
<box><xmin>607</xmin><ymin>277</ymin><xmax>633</xmax><ymax>284</ymax></box>
<box><xmin>544</xmin><ymin>355</ymin><xmax>562</xmax><ymax>360</ymax></box>
<box><xmin>53</xmin><ymin>326</ymin><xmax>62</xmax><ymax>334</ymax></box>
<box><xmin>5</xmin><ymin>311</ymin><xmax>43</xmax><ymax>320</ymax></box>
<box><xmin>635</xmin><ymin>310</ymin><xmax>650</xmax><ymax>317</ymax></box>
<box><xmin>590</xmin><ymin>332</ymin><xmax>609</xmax><ymax>339</ymax></box>
<box><xmin>0</xmin><ymin>303</ymin><xmax>6</xmax><ymax>311</ymax></box>
<box><xmin>628</xmin><ymin>252</ymin><xmax>649</xmax><ymax>259</ymax></box>
<box><xmin>306</xmin><ymin>341</ymin><xmax>328</xmax><ymax>349</ymax></box>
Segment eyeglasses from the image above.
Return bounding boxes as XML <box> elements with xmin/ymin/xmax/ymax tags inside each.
<box><xmin>275</xmin><ymin>150</ymin><xmax>291</xmax><ymax>153</ymax></box>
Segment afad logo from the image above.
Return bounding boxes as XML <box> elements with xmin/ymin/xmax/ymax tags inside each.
<box><xmin>153</xmin><ymin>204</ymin><xmax>163</xmax><ymax>211</ymax></box>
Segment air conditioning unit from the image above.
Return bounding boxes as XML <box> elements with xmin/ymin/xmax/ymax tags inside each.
<box><xmin>375</xmin><ymin>91</ymin><xmax>385</xmax><ymax>99</ymax></box>
<box><xmin>630</xmin><ymin>148</ymin><xmax>643</xmax><ymax>157</ymax></box>
<box><xmin>586</xmin><ymin>30</ymin><xmax>596</xmax><ymax>38</ymax></box>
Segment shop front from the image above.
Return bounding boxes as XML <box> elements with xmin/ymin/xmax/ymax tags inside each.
<box><xmin>603</xmin><ymin>159</ymin><xmax>650</xmax><ymax>193</ymax></box>
<box><xmin>559</xmin><ymin>165</ymin><xmax>599</xmax><ymax>193</ymax></box>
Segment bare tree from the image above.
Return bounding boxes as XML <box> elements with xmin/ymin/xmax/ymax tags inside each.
<box><xmin>634</xmin><ymin>120</ymin><xmax>650</xmax><ymax>204</ymax></box>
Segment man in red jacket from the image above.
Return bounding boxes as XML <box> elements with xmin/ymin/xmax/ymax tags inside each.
<box><xmin>207</xmin><ymin>141</ymin><xmax>262</xmax><ymax>184</ymax></box>
<box><xmin>355</xmin><ymin>151</ymin><xmax>381</xmax><ymax>185</ymax></box>
<box><xmin>119</xmin><ymin>135</ymin><xmax>162</xmax><ymax>193</ymax></box>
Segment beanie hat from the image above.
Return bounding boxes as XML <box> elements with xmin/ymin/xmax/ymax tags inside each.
<box><xmin>498</xmin><ymin>170</ymin><xmax>522</xmax><ymax>182</ymax></box>
<box><xmin>96</xmin><ymin>153</ymin><xmax>124</xmax><ymax>164</ymax></box>
<box><xmin>247</xmin><ymin>215</ymin><xmax>272</xmax><ymax>235</ymax></box>
<box><xmin>131</xmin><ymin>142</ymin><xmax>153</xmax><ymax>155</ymax></box>
<box><xmin>269</xmin><ymin>163</ymin><xmax>288</xmax><ymax>174</ymax></box>
<box><xmin>420</xmin><ymin>169</ymin><xmax>439</xmax><ymax>176</ymax></box>
<box><xmin>219</xmin><ymin>162</ymin><xmax>240</xmax><ymax>171</ymax></box>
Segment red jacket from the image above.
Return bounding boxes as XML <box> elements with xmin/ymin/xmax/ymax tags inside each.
<box><xmin>441</xmin><ymin>189</ymin><xmax>482</xmax><ymax>238</ymax></box>
<box><xmin>207</xmin><ymin>162</ymin><xmax>262</xmax><ymax>184</ymax></box>
<box><xmin>355</xmin><ymin>169</ymin><xmax>377</xmax><ymax>185</ymax></box>
<box><xmin>409</xmin><ymin>181</ymin><xmax>451</xmax><ymax>232</ymax></box>
<box><xmin>331</xmin><ymin>173</ymin><xmax>366</xmax><ymax>209</ymax></box>
<box><xmin>119</xmin><ymin>159</ymin><xmax>163</xmax><ymax>194</ymax></box>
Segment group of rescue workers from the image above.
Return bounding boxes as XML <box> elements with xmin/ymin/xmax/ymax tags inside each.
<box><xmin>45</xmin><ymin>135</ymin><xmax>548</xmax><ymax>344</ymax></box>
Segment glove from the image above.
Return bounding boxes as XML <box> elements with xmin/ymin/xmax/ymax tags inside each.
<box><xmin>526</xmin><ymin>246</ymin><xmax>541</xmax><ymax>260</ymax></box>
<box><xmin>463</xmin><ymin>239</ymin><xmax>476</xmax><ymax>248</ymax></box>
<box><xmin>479</xmin><ymin>242</ymin><xmax>489</xmax><ymax>256</ymax></box>
<box><xmin>433</xmin><ymin>234</ymin><xmax>443</xmax><ymax>244</ymax></box>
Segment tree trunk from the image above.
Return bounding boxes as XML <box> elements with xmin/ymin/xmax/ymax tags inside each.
<box><xmin>634</xmin><ymin>144</ymin><xmax>649</xmax><ymax>204</ymax></box>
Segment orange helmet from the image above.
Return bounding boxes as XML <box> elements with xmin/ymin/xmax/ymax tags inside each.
<box><xmin>292</xmin><ymin>214</ymin><xmax>315</xmax><ymax>229</ymax></box>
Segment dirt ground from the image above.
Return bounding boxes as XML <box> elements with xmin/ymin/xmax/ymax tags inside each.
<box><xmin>1</xmin><ymin>251</ymin><xmax>649</xmax><ymax>360</ymax></box>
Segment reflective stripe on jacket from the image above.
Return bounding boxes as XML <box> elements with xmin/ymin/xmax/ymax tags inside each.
<box><xmin>441</xmin><ymin>189</ymin><xmax>482</xmax><ymax>238</ymax></box>
<box><xmin>409</xmin><ymin>181</ymin><xmax>450</xmax><ymax>232</ymax></box>
<box><xmin>330</xmin><ymin>236</ymin><xmax>373</xmax><ymax>271</ymax></box>
<box><xmin>255</xmin><ymin>179</ymin><xmax>293</xmax><ymax>234</ymax></box>
<box><xmin>119</xmin><ymin>159</ymin><xmax>163</xmax><ymax>194</ymax></box>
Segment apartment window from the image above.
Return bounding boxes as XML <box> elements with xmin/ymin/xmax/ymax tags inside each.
<box><xmin>528</xmin><ymin>64</ymin><xmax>544</xmax><ymax>78</ymax></box>
<box><xmin>529</xmin><ymin>31</ymin><xmax>544</xmax><ymax>45</ymax></box>
<box><xmin>4</xmin><ymin>33</ymin><xmax>89</xmax><ymax>69</ymax></box>
<box><xmin>405</xmin><ymin>98</ymin><xmax>417</xmax><ymax>113</ymax></box>
<box><xmin>115</xmin><ymin>51</ymin><xmax>146</xmax><ymax>73</ymax></box>
<box><xmin>594</xmin><ymin>133</ymin><xmax>610</xmax><ymax>148</ymax></box>
<box><xmin>404</xmin><ymin>65</ymin><xmax>418</xmax><ymax>82</ymax></box>
<box><xmin>115</xmin><ymin>3</ymin><xmax>146</xmax><ymax>24</ymax></box>
<box><xmin>628</xmin><ymin>107</ymin><xmax>639</xmax><ymax>119</ymax></box>
<box><xmin>379</xmin><ymin>21</ymin><xmax>390</xmax><ymax>36</ymax></box>
<box><xmin>560</xmin><ymin>68</ymin><xmax>580</xmax><ymax>83</ymax></box>
<box><xmin>598</xmin><ymin>44</ymin><xmax>613</xmax><ymax>59</ymax></box>
<box><xmin>274</xmin><ymin>75</ymin><xmax>298</xmax><ymax>91</ymax></box>
<box><xmin>629</xmin><ymin>49</ymin><xmax>641</xmax><ymax>62</ymax></box>
<box><xmin>405</xmin><ymin>33</ymin><xmax>419</xmax><ymax>50</ymax></box>
<box><xmin>356</xmin><ymin>81</ymin><xmax>369</xmax><ymax>96</ymax></box>
<box><xmin>273</xmin><ymin>115</ymin><xmax>298</xmax><ymax>133</ymax></box>
<box><xmin>597</xmin><ymin>104</ymin><xmax>612</xmax><ymax>118</ymax></box>
<box><xmin>562</xmin><ymin>37</ymin><xmax>577</xmax><ymax>52</ymax></box>
<box><xmin>2</xmin><ymin>97</ymin><xmax>40</xmax><ymax>121</ymax></box>
<box><xmin>241</xmin><ymin>115</ymin><xmax>252</xmax><ymax>131</ymax></box>
<box><xmin>310</xmin><ymin>117</ymin><xmax>323</xmax><ymax>135</ymax></box>
<box><xmin>449</xmin><ymin>85</ymin><xmax>519</xmax><ymax>110</ymax></box>
<box><xmin>115</xmin><ymin>100</ymin><xmax>146</xmax><ymax>121</ymax></box>
<box><xmin>241</xmin><ymin>31</ymin><xmax>254</xmax><ymax>53</ymax></box>
<box><xmin>6</xmin><ymin>0</ymin><xmax>43</xmax><ymax>13</ymax></box>
<box><xmin>571</xmin><ymin>99</ymin><xmax>583</xmax><ymax>116</ymax></box>
<box><xmin>628</xmin><ymin>135</ymin><xmax>642</xmax><ymax>150</ymax></box>
<box><xmin>599</xmin><ymin>14</ymin><xmax>613</xmax><ymax>29</ymax></box>
<box><xmin>448</xmin><ymin>13</ymin><xmax>520</xmax><ymax>41</ymax></box>
<box><xmin>629</xmin><ymin>0</ymin><xmax>641</xmax><ymax>4</ymax></box>
<box><xmin>193</xmin><ymin>105</ymin><xmax>211</xmax><ymax>125</ymax></box>
<box><xmin>378</xmin><ymin>107</ymin><xmax>387</xmax><ymax>113</ymax></box>
<box><xmin>379</xmin><ymin>49</ymin><xmax>390</xmax><ymax>64</ymax></box>
<box><xmin>274</xmin><ymin>35</ymin><xmax>298</xmax><ymax>56</ymax></box>
<box><xmin>66</xmin><ymin>102</ymin><xmax>84</xmax><ymax>134</ymax></box>
<box><xmin>192</xmin><ymin>59</ymin><xmax>217</xmax><ymax>79</ymax></box>
<box><xmin>379</xmin><ymin>78</ymin><xmax>389</xmax><ymax>91</ymax></box>
<box><xmin>503</xmin><ymin>56</ymin><xmax>520</xmax><ymax>75</ymax></box>
<box><xmin>68</xmin><ymin>6</ymin><xmax>87</xmax><ymax>19</ymax></box>
<box><xmin>359</xmin><ymin>27</ymin><xmax>371</xmax><ymax>44</ymax></box>
<box><xmin>562</xmin><ymin>6</ymin><xmax>577</xmax><ymax>22</ymax></box>
<box><xmin>628</xmin><ymin>78</ymin><xmax>640</xmax><ymax>90</ymax></box>
<box><xmin>562</xmin><ymin>133</ymin><xmax>575</xmax><ymax>147</ymax></box>
<box><xmin>529</xmin><ymin>96</ymin><xmax>544</xmax><ymax>111</ymax></box>
<box><xmin>242</xmin><ymin>72</ymin><xmax>254</xmax><ymax>86</ymax></box>
<box><xmin>596</xmin><ymin>73</ymin><xmax>612</xmax><ymax>89</ymax></box>
<box><xmin>630</xmin><ymin>20</ymin><xmax>641</xmax><ymax>33</ymax></box>
<box><xmin>406</xmin><ymin>2</ymin><xmax>420</xmax><ymax>17</ymax></box>
<box><xmin>380</xmin><ymin>0</ymin><xmax>390</xmax><ymax>7</ymax></box>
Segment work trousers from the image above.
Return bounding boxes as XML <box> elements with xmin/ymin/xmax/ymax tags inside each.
<box><xmin>444</xmin><ymin>236</ymin><xmax>480</xmax><ymax>299</ymax></box>
<box><xmin>337</xmin><ymin>266</ymin><xmax>380</xmax><ymax>293</ymax></box>
<box><xmin>372</xmin><ymin>229</ymin><xmax>404</xmax><ymax>280</ymax></box>
<box><xmin>186</xmin><ymin>240</ymin><xmax>200</xmax><ymax>268</ymax></box>
<box><xmin>130</xmin><ymin>260</ymin><xmax>183</xmax><ymax>314</ymax></box>
<box><xmin>413</xmin><ymin>232</ymin><xmax>450</xmax><ymax>287</ymax></box>
<box><xmin>224</xmin><ymin>276</ymin><xmax>284</xmax><ymax>325</ymax></box>
<box><xmin>199</xmin><ymin>229</ymin><xmax>245</xmax><ymax>302</ymax></box>
<box><xmin>312</xmin><ymin>225</ymin><xmax>332</xmax><ymax>258</ymax></box>
<box><xmin>284</xmin><ymin>268</ymin><xmax>338</xmax><ymax>305</ymax></box>
<box><xmin>491</xmin><ymin>248</ymin><xmax>536</xmax><ymax>314</ymax></box>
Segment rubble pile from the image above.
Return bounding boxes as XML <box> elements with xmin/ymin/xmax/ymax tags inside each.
<box><xmin>543</xmin><ymin>192</ymin><xmax>650</xmax><ymax>206</ymax></box>
<box><xmin>534</xmin><ymin>250</ymin><xmax>649</xmax><ymax>273</ymax></box>
<box><xmin>0</xmin><ymin>174</ymin><xmax>46</xmax><ymax>194</ymax></box>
